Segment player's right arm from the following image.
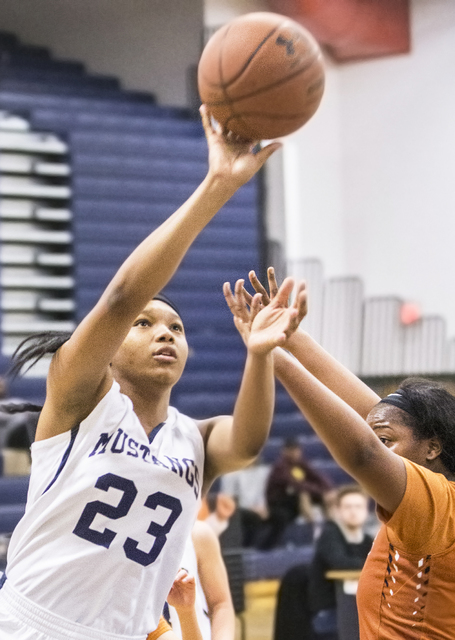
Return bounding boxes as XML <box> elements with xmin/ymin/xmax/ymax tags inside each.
<box><xmin>36</xmin><ymin>111</ymin><xmax>281</xmax><ymax>441</ymax></box>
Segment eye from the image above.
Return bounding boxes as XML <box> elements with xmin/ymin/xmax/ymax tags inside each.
<box><xmin>379</xmin><ymin>437</ymin><xmax>390</xmax><ymax>446</ymax></box>
<box><xmin>134</xmin><ymin>319</ymin><xmax>150</xmax><ymax>327</ymax></box>
<box><xmin>171</xmin><ymin>323</ymin><xmax>183</xmax><ymax>332</ymax></box>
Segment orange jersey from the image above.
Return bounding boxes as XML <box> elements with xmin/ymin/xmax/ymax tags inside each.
<box><xmin>147</xmin><ymin>616</ymin><xmax>171</xmax><ymax>640</ymax></box>
<box><xmin>357</xmin><ymin>458</ymin><xmax>455</xmax><ymax>639</ymax></box>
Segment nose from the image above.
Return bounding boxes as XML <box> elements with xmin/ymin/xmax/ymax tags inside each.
<box><xmin>156</xmin><ymin>324</ymin><xmax>174</xmax><ymax>343</ymax></box>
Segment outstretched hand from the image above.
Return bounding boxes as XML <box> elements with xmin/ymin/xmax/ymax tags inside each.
<box><xmin>167</xmin><ymin>569</ymin><xmax>196</xmax><ymax>613</ymax></box>
<box><xmin>200</xmin><ymin>105</ymin><xmax>282</xmax><ymax>191</ymax></box>
<box><xmin>223</xmin><ymin>275</ymin><xmax>307</xmax><ymax>353</ymax></box>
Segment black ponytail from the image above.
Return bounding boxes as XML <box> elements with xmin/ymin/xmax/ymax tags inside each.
<box><xmin>9</xmin><ymin>331</ymin><xmax>72</xmax><ymax>378</ymax></box>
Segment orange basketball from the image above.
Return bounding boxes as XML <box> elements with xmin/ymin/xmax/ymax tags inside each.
<box><xmin>198</xmin><ymin>12</ymin><xmax>325</xmax><ymax>140</ymax></box>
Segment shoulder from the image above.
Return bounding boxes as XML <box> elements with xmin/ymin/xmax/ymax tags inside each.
<box><xmin>320</xmin><ymin>519</ymin><xmax>343</xmax><ymax>538</ymax></box>
<box><xmin>192</xmin><ymin>519</ymin><xmax>219</xmax><ymax>547</ymax></box>
<box><xmin>192</xmin><ymin>520</ymin><xmax>222</xmax><ymax>565</ymax></box>
<box><xmin>382</xmin><ymin>458</ymin><xmax>455</xmax><ymax>553</ymax></box>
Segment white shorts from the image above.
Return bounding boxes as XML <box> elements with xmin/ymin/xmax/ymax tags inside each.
<box><xmin>0</xmin><ymin>579</ymin><xmax>147</xmax><ymax>640</ymax></box>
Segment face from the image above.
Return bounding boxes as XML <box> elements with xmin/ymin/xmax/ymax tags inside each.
<box><xmin>111</xmin><ymin>300</ymin><xmax>188</xmax><ymax>388</ymax></box>
<box><xmin>366</xmin><ymin>403</ymin><xmax>437</xmax><ymax>467</ymax></box>
<box><xmin>337</xmin><ymin>492</ymin><xmax>369</xmax><ymax>530</ymax></box>
<box><xmin>284</xmin><ymin>445</ymin><xmax>302</xmax><ymax>463</ymax></box>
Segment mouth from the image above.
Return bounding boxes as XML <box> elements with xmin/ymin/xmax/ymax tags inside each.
<box><xmin>153</xmin><ymin>347</ymin><xmax>177</xmax><ymax>363</ymax></box>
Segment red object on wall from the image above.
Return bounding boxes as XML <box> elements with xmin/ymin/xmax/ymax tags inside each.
<box><xmin>268</xmin><ymin>0</ymin><xmax>410</xmax><ymax>62</ymax></box>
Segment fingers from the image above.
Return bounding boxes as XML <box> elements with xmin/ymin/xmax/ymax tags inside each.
<box><xmin>223</xmin><ymin>281</ymin><xmax>236</xmax><ymax>314</ymax></box>
<box><xmin>199</xmin><ymin>104</ymin><xmax>216</xmax><ymax>140</ymax></box>
<box><xmin>250</xmin><ymin>292</ymin><xmax>262</xmax><ymax>324</ymax></box>
<box><xmin>254</xmin><ymin>141</ymin><xmax>283</xmax><ymax>168</ymax></box>
<box><xmin>292</xmin><ymin>281</ymin><xmax>308</xmax><ymax>323</ymax></box>
<box><xmin>223</xmin><ymin>280</ymin><xmax>250</xmax><ymax>323</ymax></box>
<box><xmin>234</xmin><ymin>279</ymin><xmax>250</xmax><ymax>323</ymax></box>
<box><xmin>249</xmin><ymin>270</ymin><xmax>271</xmax><ymax>305</ymax></box>
<box><xmin>242</xmin><ymin>286</ymin><xmax>254</xmax><ymax>306</ymax></box>
<box><xmin>274</xmin><ymin>277</ymin><xmax>295</xmax><ymax>306</ymax></box>
<box><xmin>267</xmin><ymin>266</ymin><xmax>279</xmax><ymax>300</ymax></box>
<box><xmin>174</xmin><ymin>568</ymin><xmax>189</xmax><ymax>583</ymax></box>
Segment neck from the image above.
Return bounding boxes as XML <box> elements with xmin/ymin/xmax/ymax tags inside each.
<box><xmin>427</xmin><ymin>458</ymin><xmax>455</xmax><ymax>482</ymax></box>
<box><xmin>116</xmin><ymin>377</ymin><xmax>172</xmax><ymax>436</ymax></box>
<box><xmin>337</xmin><ymin>521</ymin><xmax>364</xmax><ymax>543</ymax></box>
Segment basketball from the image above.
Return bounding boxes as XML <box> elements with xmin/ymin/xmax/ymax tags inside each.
<box><xmin>198</xmin><ymin>12</ymin><xmax>325</xmax><ymax>140</ymax></box>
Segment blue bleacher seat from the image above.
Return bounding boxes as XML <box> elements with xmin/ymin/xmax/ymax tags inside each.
<box><xmin>7</xmin><ymin>378</ymin><xmax>46</xmax><ymax>405</ymax></box>
<box><xmin>243</xmin><ymin>546</ymin><xmax>314</xmax><ymax>581</ymax></box>
<box><xmin>0</xmin><ymin>91</ymin><xmax>160</xmax><ymax>115</ymax></box>
<box><xmin>71</xmin><ymin>155</ymin><xmax>206</xmax><ymax>180</ymax></box>
<box><xmin>176</xmin><ymin>371</ymin><xmax>243</xmax><ymax>394</ymax></box>
<box><xmin>311</xmin><ymin>460</ymin><xmax>354</xmax><ymax>485</ymax></box>
<box><xmin>0</xmin><ymin>70</ymin><xmax>119</xmax><ymax>89</ymax></box>
<box><xmin>270</xmin><ymin>412</ymin><xmax>312</xmax><ymax>438</ymax></box>
<box><xmin>0</xmin><ymin>504</ymin><xmax>26</xmax><ymax>534</ymax></box>
<box><xmin>71</xmin><ymin>200</ymin><xmax>256</xmax><ymax>230</ymax></box>
<box><xmin>185</xmin><ymin>350</ymin><xmax>246</xmax><ymax>372</ymax></box>
<box><xmin>280</xmin><ymin>521</ymin><xmax>314</xmax><ymax>547</ymax></box>
<box><xmin>0</xmin><ymin>79</ymin><xmax>126</xmax><ymax>98</ymax></box>
<box><xmin>30</xmin><ymin>110</ymin><xmax>201</xmax><ymax>137</ymax></box>
<box><xmin>0</xmin><ymin>476</ymin><xmax>30</xmax><ymax>505</ymax></box>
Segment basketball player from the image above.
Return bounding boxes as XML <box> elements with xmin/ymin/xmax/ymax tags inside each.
<box><xmin>150</xmin><ymin>569</ymin><xmax>203</xmax><ymax>640</ymax></box>
<box><xmin>167</xmin><ymin>520</ymin><xmax>234</xmax><ymax>640</ymax></box>
<box><xmin>225</xmin><ymin>268</ymin><xmax>455</xmax><ymax>640</ymax></box>
<box><xmin>0</xmin><ymin>109</ymin><xmax>306</xmax><ymax>640</ymax></box>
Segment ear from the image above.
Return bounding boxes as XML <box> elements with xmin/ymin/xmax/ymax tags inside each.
<box><xmin>426</xmin><ymin>437</ymin><xmax>443</xmax><ymax>461</ymax></box>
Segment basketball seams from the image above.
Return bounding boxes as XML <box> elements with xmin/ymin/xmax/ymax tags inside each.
<box><xmin>198</xmin><ymin>12</ymin><xmax>325</xmax><ymax>139</ymax></box>
<box><xmin>204</xmin><ymin>52</ymin><xmax>323</xmax><ymax>107</ymax></box>
<box><xmin>220</xmin><ymin>23</ymin><xmax>283</xmax><ymax>91</ymax></box>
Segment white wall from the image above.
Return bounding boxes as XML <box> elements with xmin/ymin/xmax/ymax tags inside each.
<box><xmin>339</xmin><ymin>0</ymin><xmax>455</xmax><ymax>332</ymax></box>
<box><xmin>0</xmin><ymin>0</ymin><xmax>203</xmax><ymax>106</ymax></box>
<box><xmin>277</xmin><ymin>0</ymin><xmax>455</xmax><ymax>334</ymax></box>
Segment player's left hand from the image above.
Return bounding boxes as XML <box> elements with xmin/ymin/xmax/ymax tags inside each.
<box><xmin>167</xmin><ymin>569</ymin><xmax>196</xmax><ymax>612</ymax></box>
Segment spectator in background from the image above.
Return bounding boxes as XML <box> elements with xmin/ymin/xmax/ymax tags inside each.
<box><xmin>260</xmin><ymin>438</ymin><xmax>331</xmax><ymax>549</ymax></box>
<box><xmin>309</xmin><ymin>485</ymin><xmax>373</xmax><ymax>638</ymax></box>
<box><xmin>273</xmin><ymin>485</ymin><xmax>373</xmax><ymax>640</ymax></box>
<box><xmin>220</xmin><ymin>459</ymin><xmax>269</xmax><ymax>547</ymax></box>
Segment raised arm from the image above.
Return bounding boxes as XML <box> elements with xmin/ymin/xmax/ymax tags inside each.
<box><xmin>201</xmin><ymin>277</ymin><xmax>306</xmax><ymax>491</ymax></box>
<box><xmin>36</xmin><ymin>112</ymin><xmax>281</xmax><ymax>440</ymax></box>
<box><xmin>249</xmin><ymin>268</ymin><xmax>380</xmax><ymax>419</ymax></box>
<box><xmin>166</xmin><ymin>570</ymin><xmax>203</xmax><ymax>640</ymax></box>
<box><xmin>272</xmin><ymin>350</ymin><xmax>406</xmax><ymax>515</ymax></box>
<box><xmin>223</xmin><ymin>274</ymin><xmax>406</xmax><ymax>515</ymax></box>
<box><xmin>192</xmin><ymin>520</ymin><xmax>235</xmax><ymax>640</ymax></box>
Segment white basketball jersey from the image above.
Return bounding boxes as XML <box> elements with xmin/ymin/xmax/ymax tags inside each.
<box><xmin>168</xmin><ymin>534</ymin><xmax>211</xmax><ymax>640</ymax></box>
<box><xmin>5</xmin><ymin>381</ymin><xmax>204</xmax><ymax>638</ymax></box>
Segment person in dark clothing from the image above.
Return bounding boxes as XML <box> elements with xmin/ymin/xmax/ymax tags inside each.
<box><xmin>273</xmin><ymin>485</ymin><xmax>373</xmax><ymax>640</ymax></box>
<box><xmin>309</xmin><ymin>486</ymin><xmax>373</xmax><ymax>639</ymax></box>
<box><xmin>260</xmin><ymin>438</ymin><xmax>331</xmax><ymax>549</ymax></box>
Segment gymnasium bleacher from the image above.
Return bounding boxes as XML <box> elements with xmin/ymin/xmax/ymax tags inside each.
<box><xmin>0</xmin><ymin>31</ymin><xmax>351</xmax><ymax>578</ymax></box>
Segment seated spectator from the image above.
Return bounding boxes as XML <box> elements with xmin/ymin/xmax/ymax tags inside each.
<box><xmin>220</xmin><ymin>459</ymin><xmax>270</xmax><ymax>547</ymax></box>
<box><xmin>309</xmin><ymin>485</ymin><xmax>373</xmax><ymax>638</ymax></box>
<box><xmin>259</xmin><ymin>438</ymin><xmax>331</xmax><ymax>549</ymax></box>
<box><xmin>273</xmin><ymin>485</ymin><xmax>373</xmax><ymax>640</ymax></box>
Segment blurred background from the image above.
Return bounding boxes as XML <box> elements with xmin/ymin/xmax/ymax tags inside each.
<box><xmin>0</xmin><ymin>1</ymin><xmax>454</xmax><ymax>639</ymax></box>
